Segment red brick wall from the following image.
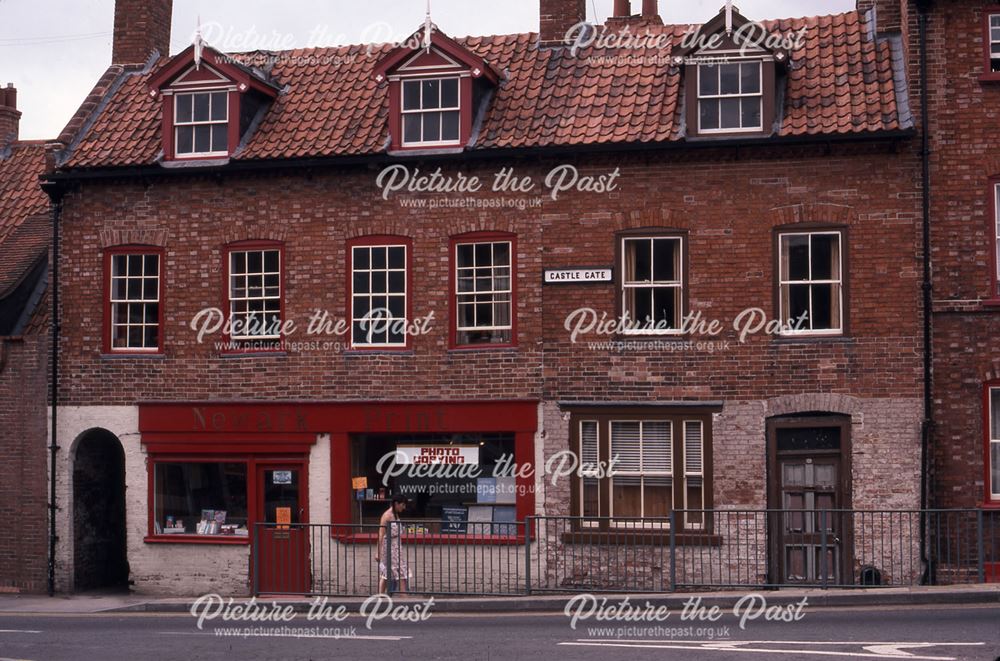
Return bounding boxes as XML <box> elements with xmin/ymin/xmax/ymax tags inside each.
<box><xmin>922</xmin><ymin>1</ymin><xmax>1000</xmax><ymax>507</ymax></box>
<box><xmin>0</xmin><ymin>335</ymin><xmax>48</xmax><ymax>593</ymax></box>
<box><xmin>112</xmin><ymin>0</ymin><xmax>172</xmax><ymax>65</ymax></box>
<box><xmin>55</xmin><ymin>144</ymin><xmax>922</xmax><ymax>407</ymax></box>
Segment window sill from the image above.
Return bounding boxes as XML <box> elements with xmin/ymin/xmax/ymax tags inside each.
<box><xmin>771</xmin><ymin>334</ymin><xmax>852</xmax><ymax>344</ymax></box>
<box><xmin>979</xmin><ymin>73</ymin><xmax>1000</xmax><ymax>83</ymax></box>
<box><xmin>980</xmin><ymin>298</ymin><xmax>1000</xmax><ymax>308</ymax></box>
<box><xmin>335</xmin><ymin>532</ymin><xmax>523</xmax><ymax>546</ymax></box>
<box><xmin>100</xmin><ymin>352</ymin><xmax>166</xmax><ymax>359</ymax></box>
<box><xmin>219</xmin><ymin>351</ymin><xmax>288</xmax><ymax>359</ymax></box>
<box><xmin>448</xmin><ymin>345</ymin><xmax>519</xmax><ymax>353</ymax></box>
<box><xmin>560</xmin><ymin>531</ymin><xmax>722</xmax><ymax>546</ymax></box>
<box><xmin>979</xmin><ymin>501</ymin><xmax>1000</xmax><ymax>510</ymax></box>
<box><xmin>144</xmin><ymin>534</ymin><xmax>249</xmax><ymax>545</ymax></box>
<box><xmin>343</xmin><ymin>349</ymin><xmax>415</xmax><ymax>356</ymax></box>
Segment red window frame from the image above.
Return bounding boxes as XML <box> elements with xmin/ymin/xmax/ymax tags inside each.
<box><xmin>221</xmin><ymin>240</ymin><xmax>286</xmax><ymax>354</ymax></box>
<box><xmin>102</xmin><ymin>245</ymin><xmax>165</xmax><ymax>355</ymax></box>
<box><xmin>988</xmin><ymin>180</ymin><xmax>1000</xmax><ymax>303</ymax></box>
<box><xmin>346</xmin><ymin>235</ymin><xmax>414</xmax><ymax>351</ymax></box>
<box><xmin>388</xmin><ymin>74</ymin><xmax>473</xmax><ymax>152</ymax></box>
<box><xmin>161</xmin><ymin>88</ymin><xmax>241</xmax><ymax>161</ymax></box>
<box><xmin>982</xmin><ymin>7</ymin><xmax>1000</xmax><ymax>82</ymax></box>
<box><xmin>448</xmin><ymin>231</ymin><xmax>517</xmax><ymax>349</ymax></box>
<box><xmin>144</xmin><ymin>454</ymin><xmax>309</xmax><ymax>544</ymax></box>
<box><xmin>983</xmin><ymin>383</ymin><xmax>1000</xmax><ymax>507</ymax></box>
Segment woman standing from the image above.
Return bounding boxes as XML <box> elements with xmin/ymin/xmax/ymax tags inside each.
<box><xmin>376</xmin><ymin>495</ymin><xmax>410</xmax><ymax>594</ymax></box>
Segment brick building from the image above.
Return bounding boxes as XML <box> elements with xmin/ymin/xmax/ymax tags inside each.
<box><xmin>0</xmin><ymin>85</ymin><xmax>51</xmax><ymax>594</ymax></box>
<box><xmin>39</xmin><ymin>0</ymin><xmax>930</xmax><ymax>594</ymax></box>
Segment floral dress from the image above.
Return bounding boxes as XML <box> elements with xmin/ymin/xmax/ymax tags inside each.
<box><xmin>379</xmin><ymin>516</ymin><xmax>411</xmax><ymax>582</ymax></box>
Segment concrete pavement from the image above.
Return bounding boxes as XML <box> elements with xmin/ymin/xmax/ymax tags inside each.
<box><xmin>0</xmin><ymin>584</ymin><xmax>996</xmax><ymax>615</ymax></box>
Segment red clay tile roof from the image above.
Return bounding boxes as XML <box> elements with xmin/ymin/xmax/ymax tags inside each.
<box><xmin>60</xmin><ymin>10</ymin><xmax>907</xmax><ymax>169</ymax></box>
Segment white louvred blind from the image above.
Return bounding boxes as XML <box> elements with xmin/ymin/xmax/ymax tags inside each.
<box><xmin>684</xmin><ymin>420</ymin><xmax>704</xmax><ymax>476</ymax></box>
<box><xmin>642</xmin><ymin>421</ymin><xmax>672</xmax><ymax>474</ymax></box>
<box><xmin>610</xmin><ymin>421</ymin><xmax>642</xmax><ymax>473</ymax></box>
<box><xmin>580</xmin><ymin>421</ymin><xmax>599</xmax><ymax>477</ymax></box>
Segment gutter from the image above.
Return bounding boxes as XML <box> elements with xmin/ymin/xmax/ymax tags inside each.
<box><xmin>915</xmin><ymin>0</ymin><xmax>934</xmax><ymax>584</ymax></box>
<box><xmin>42</xmin><ymin>129</ymin><xmax>917</xmax><ymax>185</ymax></box>
<box><xmin>41</xmin><ymin>180</ymin><xmax>64</xmax><ymax>597</ymax></box>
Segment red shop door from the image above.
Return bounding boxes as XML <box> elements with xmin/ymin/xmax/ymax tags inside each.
<box><xmin>255</xmin><ymin>464</ymin><xmax>310</xmax><ymax>594</ymax></box>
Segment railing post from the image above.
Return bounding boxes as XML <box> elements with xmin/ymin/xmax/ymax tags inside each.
<box><xmin>977</xmin><ymin>509</ymin><xmax>986</xmax><ymax>584</ymax></box>
<box><xmin>385</xmin><ymin>522</ymin><xmax>394</xmax><ymax>597</ymax></box>
<box><xmin>252</xmin><ymin>522</ymin><xmax>260</xmax><ymax>596</ymax></box>
<box><xmin>820</xmin><ymin>510</ymin><xmax>828</xmax><ymax>590</ymax></box>
<box><xmin>669</xmin><ymin>510</ymin><xmax>677</xmax><ymax>593</ymax></box>
<box><xmin>524</xmin><ymin>516</ymin><xmax>532</xmax><ymax>596</ymax></box>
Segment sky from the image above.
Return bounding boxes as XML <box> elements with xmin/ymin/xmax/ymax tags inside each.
<box><xmin>0</xmin><ymin>0</ymin><xmax>854</xmax><ymax>140</ymax></box>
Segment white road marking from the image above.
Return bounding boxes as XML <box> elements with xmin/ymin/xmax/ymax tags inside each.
<box><xmin>158</xmin><ymin>631</ymin><xmax>411</xmax><ymax>641</ymax></box>
<box><xmin>560</xmin><ymin>640</ymin><xmax>985</xmax><ymax>660</ymax></box>
<box><xmin>0</xmin><ymin>630</ymin><xmax>41</xmax><ymax>634</ymax></box>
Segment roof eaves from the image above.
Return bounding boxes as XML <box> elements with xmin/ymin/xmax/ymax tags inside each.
<box><xmin>55</xmin><ymin>53</ymin><xmax>159</xmax><ymax>168</ymax></box>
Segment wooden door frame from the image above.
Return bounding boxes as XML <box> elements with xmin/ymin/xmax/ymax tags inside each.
<box><xmin>252</xmin><ymin>460</ymin><xmax>310</xmax><ymax>594</ymax></box>
<box><xmin>766</xmin><ymin>415</ymin><xmax>853</xmax><ymax>585</ymax></box>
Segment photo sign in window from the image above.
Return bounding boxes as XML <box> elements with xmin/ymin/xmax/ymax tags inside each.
<box><xmin>351</xmin><ymin>434</ymin><xmax>518</xmax><ymax>535</ymax></box>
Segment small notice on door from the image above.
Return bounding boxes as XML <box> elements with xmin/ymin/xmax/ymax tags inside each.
<box><xmin>273</xmin><ymin>470</ymin><xmax>292</xmax><ymax>485</ymax></box>
<box><xmin>276</xmin><ymin>507</ymin><xmax>291</xmax><ymax>529</ymax></box>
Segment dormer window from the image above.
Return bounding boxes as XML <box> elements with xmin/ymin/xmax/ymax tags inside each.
<box><xmin>402</xmin><ymin>78</ymin><xmax>461</xmax><ymax>146</ymax></box>
<box><xmin>697</xmin><ymin>61</ymin><xmax>762</xmax><ymax>133</ymax></box>
<box><xmin>174</xmin><ymin>91</ymin><xmax>229</xmax><ymax>156</ymax></box>
<box><xmin>676</xmin><ymin>5</ymin><xmax>785</xmax><ymax>138</ymax></box>
<box><xmin>147</xmin><ymin>42</ymin><xmax>279</xmax><ymax>163</ymax></box>
<box><xmin>373</xmin><ymin>24</ymin><xmax>499</xmax><ymax>153</ymax></box>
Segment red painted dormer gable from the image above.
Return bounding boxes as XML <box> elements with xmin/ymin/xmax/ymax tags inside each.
<box><xmin>146</xmin><ymin>44</ymin><xmax>280</xmax><ymax>162</ymax></box>
<box><xmin>374</xmin><ymin>25</ymin><xmax>501</xmax><ymax>153</ymax></box>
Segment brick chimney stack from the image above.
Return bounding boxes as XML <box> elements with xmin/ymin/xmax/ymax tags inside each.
<box><xmin>112</xmin><ymin>0</ymin><xmax>173</xmax><ymax>64</ymax></box>
<box><xmin>857</xmin><ymin>0</ymin><xmax>903</xmax><ymax>35</ymax></box>
<box><xmin>608</xmin><ymin>0</ymin><xmax>663</xmax><ymax>27</ymax></box>
<box><xmin>0</xmin><ymin>84</ymin><xmax>21</xmax><ymax>147</ymax></box>
<box><xmin>539</xmin><ymin>0</ymin><xmax>587</xmax><ymax>47</ymax></box>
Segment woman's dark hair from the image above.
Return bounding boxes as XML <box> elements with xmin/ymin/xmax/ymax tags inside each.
<box><xmin>391</xmin><ymin>494</ymin><xmax>407</xmax><ymax>505</ymax></box>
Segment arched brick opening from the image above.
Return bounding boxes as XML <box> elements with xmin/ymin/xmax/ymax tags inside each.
<box><xmin>72</xmin><ymin>428</ymin><xmax>128</xmax><ymax>593</ymax></box>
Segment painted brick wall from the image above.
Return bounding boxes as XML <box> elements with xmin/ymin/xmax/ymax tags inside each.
<box><xmin>0</xmin><ymin>335</ymin><xmax>48</xmax><ymax>593</ymax></box>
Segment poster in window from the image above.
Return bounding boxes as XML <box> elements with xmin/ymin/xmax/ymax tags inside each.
<box><xmin>492</xmin><ymin>505</ymin><xmax>517</xmax><ymax>536</ymax></box>
<box><xmin>273</xmin><ymin>470</ymin><xmax>293</xmax><ymax>485</ymax></box>
<box><xmin>276</xmin><ymin>507</ymin><xmax>292</xmax><ymax>529</ymax></box>
<box><xmin>495</xmin><ymin>476</ymin><xmax>517</xmax><ymax>504</ymax></box>
<box><xmin>467</xmin><ymin>504</ymin><xmax>493</xmax><ymax>535</ymax></box>
<box><xmin>441</xmin><ymin>506</ymin><xmax>468</xmax><ymax>534</ymax></box>
<box><xmin>476</xmin><ymin>477</ymin><xmax>497</xmax><ymax>504</ymax></box>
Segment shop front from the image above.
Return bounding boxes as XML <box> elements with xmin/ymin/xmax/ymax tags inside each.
<box><xmin>135</xmin><ymin>400</ymin><xmax>539</xmax><ymax>594</ymax></box>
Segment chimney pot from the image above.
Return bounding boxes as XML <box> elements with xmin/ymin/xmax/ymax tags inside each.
<box><xmin>613</xmin><ymin>0</ymin><xmax>631</xmax><ymax>17</ymax></box>
<box><xmin>642</xmin><ymin>0</ymin><xmax>658</xmax><ymax>18</ymax></box>
<box><xmin>0</xmin><ymin>83</ymin><xmax>20</xmax><ymax>146</ymax></box>
<box><xmin>112</xmin><ymin>0</ymin><xmax>173</xmax><ymax>64</ymax></box>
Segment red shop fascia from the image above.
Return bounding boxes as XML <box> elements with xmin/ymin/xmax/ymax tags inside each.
<box><xmin>138</xmin><ymin>400</ymin><xmax>539</xmax><ymax>539</ymax></box>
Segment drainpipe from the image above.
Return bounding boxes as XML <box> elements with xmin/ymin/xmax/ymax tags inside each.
<box><xmin>41</xmin><ymin>179</ymin><xmax>64</xmax><ymax>597</ymax></box>
<box><xmin>915</xmin><ymin>0</ymin><xmax>934</xmax><ymax>584</ymax></box>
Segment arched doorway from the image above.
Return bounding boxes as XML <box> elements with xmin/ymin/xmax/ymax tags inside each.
<box><xmin>73</xmin><ymin>429</ymin><xmax>128</xmax><ymax>592</ymax></box>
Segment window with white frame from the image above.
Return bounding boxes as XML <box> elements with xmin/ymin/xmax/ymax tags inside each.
<box><xmin>109</xmin><ymin>252</ymin><xmax>161</xmax><ymax>351</ymax></box>
<box><xmin>455</xmin><ymin>240</ymin><xmax>512</xmax><ymax>345</ymax></box>
<box><xmin>402</xmin><ymin>77</ymin><xmax>461</xmax><ymax>146</ymax></box>
<box><xmin>351</xmin><ymin>243</ymin><xmax>408</xmax><ymax>347</ymax></box>
<box><xmin>989</xmin><ymin>388</ymin><xmax>1000</xmax><ymax>501</ymax></box>
<box><xmin>990</xmin><ymin>14</ymin><xmax>1000</xmax><ymax>73</ymax></box>
<box><xmin>228</xmin><ymin>248</ymin><xmax>282</xmax><ymax>344</ymax></box>
<box><xmin>698</xmin><ymin>61</ymin><xmax>762</xmax><ymax>132</ymax></box>
<box><xmin>174</xmin><ymin>91</ymin><xmax>229</xmax><ymax>157</ymax></box>
<box><xmin>571</xmin><ymin>411</ymin><xmax>712</xmax><ymax>532</ymax></box>
<box><xmin>994</xmin><ymin>184</ymin><xmax>1000</xmax><ymax>296</ymax></box>
<box><xmin>778</xmin><ymin>231</ymin><xmax>844</xmax><ymax>334</ymax></box>
<box><xmin>621</xmin><ymin>236</ymin><xmax>683</xmax><ymax>333</ymax></box>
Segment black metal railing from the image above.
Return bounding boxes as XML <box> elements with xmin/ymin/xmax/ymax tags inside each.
<box><xmin>252</xmin><ymin>520</ymin><xmax>527</xmax><ymax>597</ymax></box>
<box><xmin>251</xmin><ymin>509</ymin><xmax>1000</xmax><ymax>596</ymax></box>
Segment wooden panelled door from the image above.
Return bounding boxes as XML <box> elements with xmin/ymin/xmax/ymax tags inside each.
<box><xmin>768</xmin><ymin>417</ymin><xmax>852</xmax><ymax>585</ymax></box>
<box><xmin>255</xmin><ymin>463</ymin><xmax>310</xmax><ymax>594</ymax></box>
